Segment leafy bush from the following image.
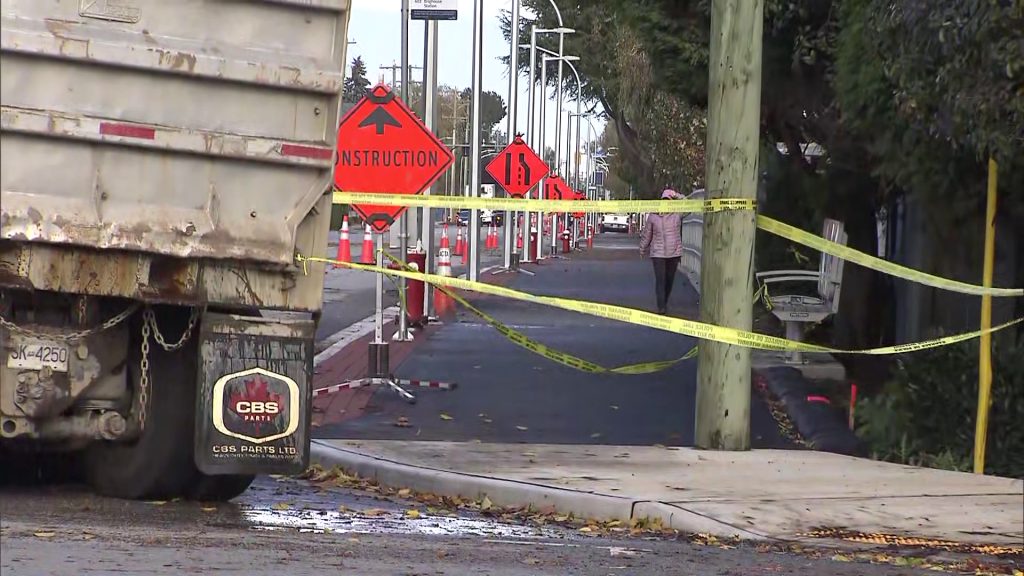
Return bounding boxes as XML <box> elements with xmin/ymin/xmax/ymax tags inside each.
<box><xmin>856</xmin><ymin>339</ymin><xmax>1024</xmax><ymax>478</ymax></box>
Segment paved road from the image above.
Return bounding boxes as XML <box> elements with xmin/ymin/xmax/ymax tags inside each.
<box><xmin>313</xmin><ymin>234</ymin><xmax>792</xmax><ymax>448</ymax></box>
<box><xmin>1</xmin><ymin>473</ymin><xmax>930</xmax><ymax>576</ymax></box>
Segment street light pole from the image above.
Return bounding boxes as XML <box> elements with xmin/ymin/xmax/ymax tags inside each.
<box><xmin>467</xmin><ymin>0</ymin><xmax>484</xmax><ymax>281</ymax></box>
<box><xmin>503</xmin><ymin>0</ymin><xmax>521</xmax><ymax>272</ymax></box>
<box><xmin>395</xmin><ymin>0</ymin><xmax>412</xmax><ymax>341</ymax></box>
<box><xmin>528</xmin><ymin>56</ymin><xmax>548</xmax><ymax>263</ymax></box>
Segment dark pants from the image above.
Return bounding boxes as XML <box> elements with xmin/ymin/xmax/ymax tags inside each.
<box><xmin>652</xmin><ymin>256</ymin><xmax>681</xmax><ymax>312</ymax></box>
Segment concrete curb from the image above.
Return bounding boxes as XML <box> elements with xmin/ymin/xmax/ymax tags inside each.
<box><xmin>310</xmin><ymin>441</ymin><xmax>768</xmax><ymax>541</ymax></box>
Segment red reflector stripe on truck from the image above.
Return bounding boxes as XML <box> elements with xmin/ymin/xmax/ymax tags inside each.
<box><xmin>281</xmin><ymin>143</ymin><xmax>333</xmax><ymax>160</ymax></box>
<box><xmin>99</xmin><ymin>122</ymin><xmax>156</xmax><ymax>140</ymax></box>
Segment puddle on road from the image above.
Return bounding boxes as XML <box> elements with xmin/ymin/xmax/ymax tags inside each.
<box><xmin>242</xmin><ymin>506</ymin><xmax>566</xmax><ymax>539</ymax></box>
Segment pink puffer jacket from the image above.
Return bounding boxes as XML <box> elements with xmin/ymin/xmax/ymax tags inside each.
<box><xmin>639</xmin><ymin>213</ymin><xmax>683</xmax><ymax>258</ymax></box>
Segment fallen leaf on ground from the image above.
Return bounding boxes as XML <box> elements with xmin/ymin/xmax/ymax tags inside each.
<box><xmin>610</xmin><ymin>405</ymin><xmax>619</xmax><ymax>410</ymax></box>
<box><xmin>590</xmin><ymin>432</ymin><xmax>602</xmax><ymax>438</ymax></box>
<box><xmin>478</xmin><ymin>414</ymin><xmax>487</xmax><ymax>418</ymax></box>
<box><xmin>440</xmin><ymin>413</ymin><xmax>453</xmax><ymax>421</ymax></box>
<box><xmin>361</xmin><ymin>508</ymin><xmax>387</xmax><ymax>517</ymax></box>
<box><xmin>652</xmin><ymin>444</ymin><xmax>666</xmax><ymax>449</ymax></box>
<box><xmin>347</xmin><ymin>537</ymin><xmax>360</xmax><ymax>543</ymax></box>
<box><xmin>516</xmin><ymin>426</ymin><xmax>528</xmax><ymax>431</ymax></box>
<box><xmin>523</xmin><ymin>558</ymin><xmax>541</xmax><ymax>565</ymax></box>
<box><xmin>271</xmin><ymin>502</ymin><xmax>290</xmax><ymax>511</ymax></box>
<box><xmin>406</xmin><ymin>509</ymin><xmax>421</xmax><ymax>519</ymax></box>
<box><xmin>831</xmin><ymin>554</ymin><xmax>851</xmax><ymax>562</ymax></box>
<box><xmin>521</xmin><ymin>451</ymin><xmax>537</xmax><ymax>457</ymax></box>
<box><xmin>436</xmin><ymin>550</ymin><xmax>448</xmax><ymax>559</ymax></box>
<box><xmin>200</xmin><ymin>506</ymin><xmax>216</xmax><ymax>512</ymax></box>
<box><xmin>394</xmin><ymin>416</ymin><xmax>411</xmax><ymax>428</ymax></box>
<box><xmin>33</xmin><ymin>532</ymin><xmax>56</xmax><ymax>538</ymax></box>
<box><xmin>578</xmin><ymin>526</ymin><xmax>593</xmax><ymax>533</ymax></box>
<box><xmin>480</xmin><ymin>496</ymin><xmax>494</xmax><ymax>510</ymax></box>
<box><xmin>397</xmin><ymin>488</ymin><xmax>412</xmax><ymax>498</ymax></box>
<box><xmin>338</xmin><ymin>505</ymin><xmax>349</xmax><ymax>513</ymax></box>
<box><xmin>483</xmin><ymin>419</ymin><xmax>493</xmax><ymax>424</ymax></box>
<box><xmin>147</xmin><ymin>501</ymin><xmax>168</xmax><ymax>506</ymax></box>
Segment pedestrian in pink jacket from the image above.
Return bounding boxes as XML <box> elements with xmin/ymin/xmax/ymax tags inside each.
<box><xmin>639</xmin><ymin>188</ymin><xmax>684</xmax><ymax>314</ymax></box>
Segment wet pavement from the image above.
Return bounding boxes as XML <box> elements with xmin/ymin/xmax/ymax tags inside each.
<box><xmin>1</xmin><ymin>473</ymin><xmax>938</xmax><ymax>575</ymax></box>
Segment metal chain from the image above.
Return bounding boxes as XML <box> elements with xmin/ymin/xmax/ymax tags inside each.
<box><xmin>144</xmin><ymin>307</ymin><xmax>199</xmax><ymax>352</ymax></box>
<box><xmin>77</xmin><ymin>296</ymin><xmax>87</xmax><ymax>325</ymax></box>
<box><xmin>135</xmin><ymin>306</ymin><xmax>201</xmax><ymax>431</ymax></box>
<box><xmin>139</xmin><ymin>317</ymin><xmax>151</xmax><ymax>432</ymax></box>
<box><xmin>0</xmin><ymin>304</ymin><xmax>140</xmax><ymax>342</ymax></box>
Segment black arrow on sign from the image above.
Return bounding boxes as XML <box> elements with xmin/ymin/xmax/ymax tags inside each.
<box><xmin>359</xmin><ymin>107</ymin><xmax>402</xmax><ymax>135</ymax></box>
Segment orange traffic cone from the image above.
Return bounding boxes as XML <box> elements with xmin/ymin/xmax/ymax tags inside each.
<box><xmin>488</xmin><ymin>222</ymin><xmax>497</xmax><ymax>249</ymax></box>
<box><xmin>434</xmin><ymin>229</ymin><xmax>455</xmax><ymax>317</ymax></box>
<box><xmin>454</xmin><ymin>227</ymin><xmax>465</xmax><ymax>257</ymax></box>
<box><xmin>360</xmin><ymin>224</ymin><xmax>374</xmax><ymax>264</ymax></box>
<box><xmin>336</xmin><ymin>216</ymin><xmax>351</xmax><ymax>265</ymax></box>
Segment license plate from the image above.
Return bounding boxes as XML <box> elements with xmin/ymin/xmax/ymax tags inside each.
<box><xmin>7</xmin><ymin>336</ymin><xmax>70</xmax><ymax>372</ymax></box>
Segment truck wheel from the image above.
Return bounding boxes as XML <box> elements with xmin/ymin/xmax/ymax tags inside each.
<box><xmin>187</xmin><ymin>473</ymin><xmax>255</xmax><ymax>502</ymax></box>
<box><xmin>81</xmin><ymin>311</ymin><xmax>197</xmax><ymax>500</ymax></box>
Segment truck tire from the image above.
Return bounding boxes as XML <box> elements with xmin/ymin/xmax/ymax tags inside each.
<box><xmin>186</xmin><ymin>473</ymin><xmax>255</xmax><ymax>502</ymax></box>
<box><xmin>81</xmin><ymin>311</ymin><xmax>197</xmax><ymax>500</ymax></box>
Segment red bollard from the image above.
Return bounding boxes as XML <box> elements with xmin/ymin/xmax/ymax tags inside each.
<box><xmin>587</xmin><ymin>225</ymin><xmax>593</xmax><ymax>249</ymax></box>
<box><xmin>561</xmin><ymin>228</ymin><xmax>571</xmax><ymax>253</ymax></box>
<box><xmin>405</xmin><ymin>249</ymin><xmax>426</xmax><ymax>325</ymax></box>
<box><xmin>530</xmin><ymin>230</ymin><xmax>538</xmax><ymax>261</ymax></box>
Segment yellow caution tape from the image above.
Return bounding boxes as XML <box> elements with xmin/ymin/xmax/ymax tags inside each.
<box><xmin>379</xmin><ymin>251</ymin><xmax>697</xmax><ymax>374</ymax></box>
<box><xmin>332</xmin><ymin>191</ymin><xmax>755</xmax><ymax>214</ymax></box>
<box><xmin>333</xmin><ymin>191</ymin><xmax>1022</xmax><ymax>297</ymax></box>
<box><xmin>300</xmin><ymin>254</ymin><xmax>1022</xmax><ymax>355</ymax></box>
<box><xmin>757</xmin><ymin>215</ymin><xmax>1024</xmax><ymax>297</ymax></box>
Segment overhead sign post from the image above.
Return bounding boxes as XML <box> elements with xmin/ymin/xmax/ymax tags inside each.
<box><xmin>331</xmin><ymin>82</ymin><xmax>454</xmax><ymax>404</ymax></box>
<box><xmin>485</xmin><ymin>135</ymin><xmax>549</xmax><ymax>198</ymax></box>
<box><xmin>410</xmin><ymin>0</ymin><xmax>458</xmax><ymax>20</ymax></box>
<box><xmin>334</xmin><ymin>83</ymin><xmax>454</xmax><ymax>233</ymax></box>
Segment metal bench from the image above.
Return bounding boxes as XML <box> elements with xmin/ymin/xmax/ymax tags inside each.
<box><xmin>755</xmin><ymin>219</ymin><xmax>846</xmax><ymax>364</ymax></box>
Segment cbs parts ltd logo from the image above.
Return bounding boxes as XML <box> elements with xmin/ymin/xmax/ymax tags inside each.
<box><xmin>211</xmin><ymin>367</ymin><xmax>299</xmax><ymax>444</ymax></box>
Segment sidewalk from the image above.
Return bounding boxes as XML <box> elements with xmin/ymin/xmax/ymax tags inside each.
<box><xmin>311</xmin><ymin>439</ymin><xmax>1024</xmax><ymax>548</ymax></box>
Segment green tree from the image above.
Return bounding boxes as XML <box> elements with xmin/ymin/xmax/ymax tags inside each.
<box><xmin>457</xmin><ymin>88</ymin><xmax>508</xmax><ymax>140</ymax></box>
<box><xmin>343</xmin><ymin>56</ymin><xmax>371</xmax><ymax>104</ymax></box>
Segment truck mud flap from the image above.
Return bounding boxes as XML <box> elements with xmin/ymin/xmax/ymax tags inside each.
<box><xmin>194</xmin><ymin>312</ymin><xmax>314</xmax><ymax>476</ymax></box>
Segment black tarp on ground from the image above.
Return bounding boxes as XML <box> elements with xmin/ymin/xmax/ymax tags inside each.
<box><xmin>757</xmin><ymin>366</ymin><xmax>866</xmax><ymax>456</ymax></box>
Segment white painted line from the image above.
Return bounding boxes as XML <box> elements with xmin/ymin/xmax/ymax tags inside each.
<box><xmin>313</xmin><ymin>306</ymin><xmax>400</xmax><ymax>367</ymax></box>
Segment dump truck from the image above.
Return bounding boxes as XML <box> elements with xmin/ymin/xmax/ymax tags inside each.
<box><xmin>0</xmin><ymin>0</ymin><xmax>350</xmax><ymax>500</ymax></box>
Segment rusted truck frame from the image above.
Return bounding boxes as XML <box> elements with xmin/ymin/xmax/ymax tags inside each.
<box><xmin>0</xmin><ymin>0</ymin><xmax>350</xmax><ymax>500</ymax></box>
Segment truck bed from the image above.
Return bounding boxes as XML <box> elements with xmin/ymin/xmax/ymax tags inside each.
<box><xmin>0</xmin><ymin>0</ymin><xmax>351</xmax><ymax>310</ymax></box>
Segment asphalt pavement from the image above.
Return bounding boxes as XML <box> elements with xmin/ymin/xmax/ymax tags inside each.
<box><xmin>0</xmin><ymin>473</ymin><xmax>934</xmax><ymax>576</ymax></box>
<box><xmin>313</xmin><ymin>233</ymin><xmax>792</xmax><ymax>448</ymax></box>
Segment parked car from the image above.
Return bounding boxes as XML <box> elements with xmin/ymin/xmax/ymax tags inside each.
<box><xmin>457</xmin><ymin>209</ymin><xmax>502</xmax><ymax>226</ymax></box>
<box><xmin>601</xmin><ymin>214</ymin><xmax>630</xmax><ymax>233</ymax></box>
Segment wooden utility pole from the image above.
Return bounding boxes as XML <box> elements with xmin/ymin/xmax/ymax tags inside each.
<box><xmin>694</xmin><ymin>0</ymin><xmax>764</xmax><ymax>450</ymax></box>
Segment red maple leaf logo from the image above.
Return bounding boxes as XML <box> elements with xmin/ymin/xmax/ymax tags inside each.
<box><xmin>228</xmin><ymin>375</ymin><xmax>284</xmax><ymax>430</ymax></box>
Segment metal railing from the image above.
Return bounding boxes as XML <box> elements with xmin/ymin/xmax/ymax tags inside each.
<box><xmin>680</xmin><ymin>188</ymin><xmax>705</xmax><ymax>294</ymax></box>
